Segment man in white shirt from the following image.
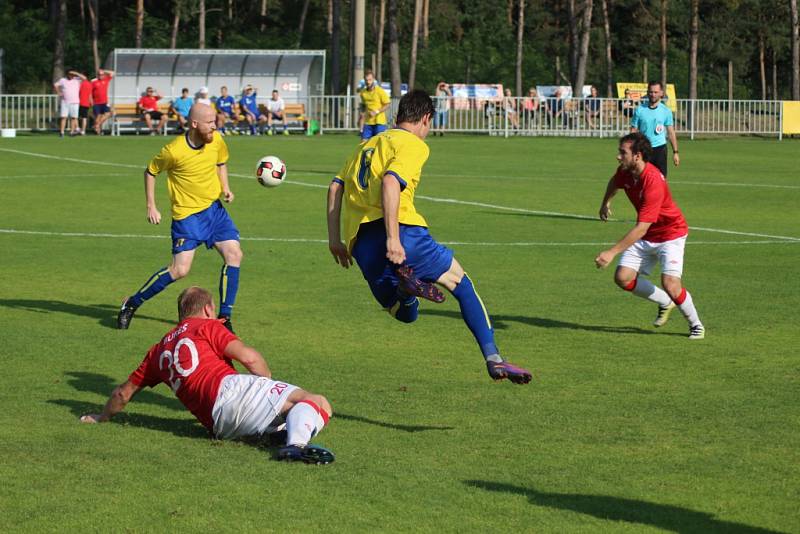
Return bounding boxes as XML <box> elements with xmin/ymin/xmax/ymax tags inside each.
<box><xmin>266</xmin><ymin>89</ymin><xmax>288</xmax><ymax>136</ymax></box>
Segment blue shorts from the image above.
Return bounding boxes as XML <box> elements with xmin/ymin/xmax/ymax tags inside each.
<box><xmin>434</xmin><ymin>110</ymin><xmax>448</xmax><ymax>127</ymax></box>
<box><xmin>93</xmin><ymin>104</ymin><xmax>110</xmax><ymax>116</ymax></box>
<box><xmin>361</xmin><ymin>123</ymin><xmax>388</xmax><ymax>141</ymax></box>
<box><xmin>171</xmin><ymin>200</ymin><xmax>240</xmax><ymax>254</ymax></box>
<box><xmin>351</xmin><ymin>220</ymin><xmax>453</xmax><ymax>308</ymax></box>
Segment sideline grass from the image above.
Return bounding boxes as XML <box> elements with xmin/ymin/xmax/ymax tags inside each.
<box><xmin>0</xmin><ymin>133</ymin><xmax>798</xmax><ymax>532</ymax></box>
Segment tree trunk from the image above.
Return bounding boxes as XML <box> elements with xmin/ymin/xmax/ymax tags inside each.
<box><xmin>79</xmin><ymin>0</ymin><xmax>85</xmax><ymax>30</ymax></box>
<box><xmin>507</xmin><ymin>0</ymin><xmax>513</xmax><ymax>27</ymax></box>
<box><xmin>87</xmin><ymin>0</ymin><xmax>100</xmax><ymax>73</ymax></box>
<box><xmin>759</xmin><ymin>34</ymin><xmax>766</xmax><ymax>100</ymax></box>
<box><xmin>567</xmin><ymin>0</ymin><xmax>578</xmax><ymax>84</ymax></box>
<box><xmin>228</xmin><ymin>0</ymin><xmax>233</xmax><ymax>21</ymax></box>
<box><xmin>261</xmin><ymin>0</ymin><xmax>268</xmax><ymax>32</ymax></box>
<box><xmin>331</xmin><ymin>0</ymin><xmax>341</xmax><ymax>93</ymax></box>
<box><xmin>688</xmin><ymin>0</ymin><xmax>698</xmax><ymax>100</ymax></box>
<box><xmin>296</xmin><ymin>0</ymin><xmax>311</xmax><ymax>48</ymax></box>
<box><xmin>660</xmin><ymin>0</ymin><xmax>668</xmax><ymax>89</ymax></box>
<box><xmin>408</xmin><ymin>0</ymin><xmax>422</xmax><ymax>89</ymax></box>
<box><xmin>52</xmin><ymin>0</ymin><xmax>67</xmax><ymax>82</ymax></box>
<box><xmin>199</xmin><ymin>0</ymin><xmax>206</xmax><ymax>49</ymax></box>
<box><xmin>422</xmin><ymin>0</ymin><xmax>429</xmax><ymax>48</ymax></box>
<box><xmin>792</xmin><ymin>0</ymin><xmax>799</xmax><ymax>100</ymax></box>
<box><xmin>601</xmin><ymin>0</ymin><xmax>613</xmax><ymax>96</ymax></box>
<box><xmin>728</xmin><ymin>60</ymin><xmax>733</xmax><ymax>101</ymax></box>
<box><xmin>515</xmin><ymin>0</ymin><xmax>525</xmax><ymax>97</ymax></box>
<box><xmin>573</xmin><ymin>0</ymin><xmax>593</xmax><ymax>97</ymax></box>
<box><xmin>170</xmin><ymin>0</ymin><xmax>181</xmax><ymax>49</ymax></box>
<box><xmin>377</xmin><ymin>0</ymin><xmax>385</xmax><ymax>79</ymax></box>
<box><xmin>388</xmin><ymin>0</ymin><xmax>402</xmax><ymax>97</ymax></box>
<box><xmin>135</xmin><ymin>0</ymin><xmax>144</xmax><ymax>48</ymax></box>
<box><xmin>772</xmin><ymin>48</ymin><xmax>778</xmax><ymax>100</ymax></box>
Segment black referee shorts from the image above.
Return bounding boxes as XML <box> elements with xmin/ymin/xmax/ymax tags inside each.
<box><xmin>651</xmin><ymin>144</ymin><xmax>668</xmax><ymax>177</ymax></box>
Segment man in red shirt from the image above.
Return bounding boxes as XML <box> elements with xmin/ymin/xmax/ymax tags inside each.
<box><xmin>80</xmin><ymin>286</ymin><xmax>335</xmax><ymax>464</ymax></box>
<box><xmin>595</xmin><ymin>133</ymin><xmax>704</xmax><ymax>339</ymax></box>
<box><xmin>78</xmin><ymin>77</ymin><xmax>92</xmax><ymax>135</ymax></box>
<box><xmin>138</xmin><ymin>86</ymin><xmax>163</xmax><ymax>135</ymax></box>
<box><xmin>91</xmin><ymin>68</ymin><xmax>114</xmax><ymax>134</ymax></box>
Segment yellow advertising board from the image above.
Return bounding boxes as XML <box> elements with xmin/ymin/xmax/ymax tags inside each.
<box><xmin>616</xmin><ymin>82</ymin><xmax>678</xmax><ymax>112</ymax></box>
<box><xmin>781</xmin><ymin>101</ymin><xmax>800</xmax><ymax>134</ymax></box>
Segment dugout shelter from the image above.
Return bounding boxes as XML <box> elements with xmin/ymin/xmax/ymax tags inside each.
<box><xmin>106</xmin><ymin>48</ymin><xmax>324</xmax><ymax>133</ymax></box>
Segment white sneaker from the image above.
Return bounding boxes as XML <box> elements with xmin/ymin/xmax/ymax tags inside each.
<box><xmin>653</xmin><ymin>301</ymin><xmax>676</xmax><ymax>327</ymax></box>
<box><xmin>688</xmin><ymin>324</ymin><xmax>705</xmax><ymax>340</ymax></box>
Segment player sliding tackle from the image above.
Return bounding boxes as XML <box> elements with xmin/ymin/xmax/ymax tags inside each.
<box><xmin>82</xmin><ymin>287</ymin><xmax>335</xmax><ymax>464</ymax></box>
<box><xmin>327</xmin><ymin>89</ymin><xmax>532</xmax><ymax>384</ymax></box>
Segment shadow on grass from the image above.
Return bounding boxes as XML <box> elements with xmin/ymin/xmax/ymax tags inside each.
<box><xmin>63</xmin><ymin>371</ymin><xmax>184</xmax><ymax>411</ymax></box>
<box><xmin>336</xmin><ymin>412</ymin><xmax>454</xmax><ymax>433</ymax></box>
<box><xmin>464</xmin><ymin>480</ymin><xmax>786</xmax><ymax>534</ymax></box>
<box><xmin>0</xmin><ymin>298</ymin><xmax>173</xmax><ymax>329</ymax></box>
<box><xmin>420</xmin><ymin>309</ymin><xmax>685</xmax><ymax>337</ymax></box>
<box><xmin>48</xmin><ymin>399</ymin><xmax>208</xmax><ymax>439</ymax></box>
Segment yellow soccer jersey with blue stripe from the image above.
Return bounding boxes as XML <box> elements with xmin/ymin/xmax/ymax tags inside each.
<box><xmin>146</xmin><ymin>131</ymin><xmax>229</xmax><ymax>220</ymax></box>
<box><xmin>336</xmin><ymin>128</ymin><xmax>429</xmax><ymax>252</ymax></box>
<box><xmin>359</xmin><ymin>85</ymin><xmax>391</xmax><ymax>125</ymax></box>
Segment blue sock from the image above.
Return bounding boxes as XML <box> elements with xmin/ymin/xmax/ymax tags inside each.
<box><xmin>129</xmin><ymin>267</ymin><xmax>175</xmax><ymax>307</ymax></box>
<box><xmin>249</xmin><ymin>124</ymin><xmax>256</xmax><ymax>135</ymax></box>
<box><xmin>219</xmin><ymin>265</ymin><xmax>240</xmax><ymax>317</ymax></box>
<box><xmin>390</xmin><ymin>295</ymin><xmax>419</xmax><ymax>323</ymax></box>
<box><xmin>451</xmin><ymin>274</ymin><xmax>499</xmax><ymax>359</ymax></box>
<box><xmin>220</xmin><ymin>127</ymin><xmax>226</xmax><ymax>134</ymax></box>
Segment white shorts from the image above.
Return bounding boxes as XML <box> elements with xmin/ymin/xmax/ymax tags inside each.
<box><xmin>60</xmin><ymin>101</ymin><xmax>79</xmax><ymax>118</ymax></box>
<box><xmin>211</xmin><ymin>374</ymin><xmax>298</xmax><ymax>439</ymax></box>
<box><xmin>618</xmin><ymin>235</ymin><xmax>687</xmax><ymax>278</ymax></box>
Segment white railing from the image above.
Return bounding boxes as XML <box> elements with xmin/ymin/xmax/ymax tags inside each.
<box><xmin>0</xmin><ymin>94</ymin><xmax>787</xmax><ymax>140</ymax></box>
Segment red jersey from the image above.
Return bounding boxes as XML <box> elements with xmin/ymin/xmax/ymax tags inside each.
<box><xmin>91</xmin><ymin>74</ymin><xmax>112</xmax><ymax>104</ymax></box>
<box><xmin>129</xmin><ymin>318</ymin><xmax>238</xmax><ymax>431</ymax></box>
<box><xmin>613</xmin><ymin>162</ymin><xmax>688</xmax><ymax>242</ymax></box>
<box><xmin>79</xmin><ymin>80</ymin><xmax>92</xmax><ymax>107</ymax></box>
<box><xmin>138</xmin><ymin>95</ymin><xmax>160</xmax><ymax>112</ymax></box>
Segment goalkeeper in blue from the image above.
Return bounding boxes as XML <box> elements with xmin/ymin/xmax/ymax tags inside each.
<box><xmin>326</xmin><ymin>90</ymin><xmax>532</xmax><ymax>384</ymax></box>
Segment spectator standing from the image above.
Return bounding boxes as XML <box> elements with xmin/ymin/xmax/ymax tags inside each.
<box><xmin>547</xmin><ymin>88</ymin><xmax>566</xmax><ymax>129</ymax></box>
<box><xmin>91</xmin><ymin>68</ymin><xmax>114</xmax><ymax>135</ymax></box>
<box><xmin>53</xmin><ymin>70</ymin><xmax>86</xmax><ymax>137</ymax></box>
<box><xmin>138</xmin><ymin>87</ymin><xmax>164</xmax><ymax>135</ymax></box>
<box><xmin>503</xmin><ymin>88</ymin><xmax>520</xmax><ymax>130</ymax></box>
<box><xmin>630</xmin><ymin>81</ymin><xmax>679</xmax><ymax>176</ymax></box>
<box><xmin>433</xmin><ymin>81</ymin><xmax>451</xmax><ymax>136</ymax></box>
<box><xmin>78</xmin><ymin>76</ymin><xmax>92</xmax><ymax>135</ymax></box>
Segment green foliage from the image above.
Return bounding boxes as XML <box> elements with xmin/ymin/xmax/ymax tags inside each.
<box><xmin>0</xmin><ymin>0</ymin><xmax>796</xmax><ymax>98</ymax></box>
<box><xmin>0</xmin><ymin>133</ymin><xmax>798</xmax><ymax>531</ymax></box>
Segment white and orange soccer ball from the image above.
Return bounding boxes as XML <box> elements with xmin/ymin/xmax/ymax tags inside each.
<box><xmin>255</xmin><ymin>155</ymin><xmax>286</xmax><ymax>187</ymax></box>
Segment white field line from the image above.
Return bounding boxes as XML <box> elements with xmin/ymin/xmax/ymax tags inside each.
<box><xmin>1</xmin><ymin>147</ymin><xmax>798</xmax><ymax>242</ymax></box>
<box><xmin>1</xmin><ymin>228</ymin><xmax>798</xmax><ymax>247</ymax></box>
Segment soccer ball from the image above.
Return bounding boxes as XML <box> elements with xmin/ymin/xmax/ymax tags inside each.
<box><xmin>256</xmin><ymin>155</ymin><xmax>286</xmax><ymax>187</ymax></box>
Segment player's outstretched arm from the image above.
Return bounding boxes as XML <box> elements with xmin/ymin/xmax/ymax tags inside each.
<box><xmin>382</xmin><ymin>175</ymin><xmax>405</xmax><ymax>265</ymax></box>
<box><xmin>80</xmin><ymin>380</ymin><xmax>141</xmax><ymax>423</ymax></box>
<box><xmin>326</xmin><ymin>181</ymin><xmax>352</xmax><ymax>268</ymax></box>
<box><xmin>224</xmin><ymin>340</ymin><xmax>271</xmax><ymax>378</ymax></box>
<box><xmin>217</xmin><ymin>164</ymin><xmax>234</xmax><ymax>203</ymax></box>
<box><xmin>144</xmin><ymin>170</ymin><xmax>161</xmax><ymax>224</ymax></box>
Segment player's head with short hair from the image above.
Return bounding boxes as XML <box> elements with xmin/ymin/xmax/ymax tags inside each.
<box><xmin>396</xmin><ymin>89</ymin><xmax>435</xmax><ymax>125</ymax></box>
<box><xmin>189</xmin><ymin>103</ymin><xmax>217</xmax><ymax>142</ymax></box>
<box><xmin>619</xmin><ymin>132</ymin><xmax>652</xmax><ymax>163</ymax></box>
<box><xmin>181</xmin><ymin>88</ymin><xmax>189</xmax><ymax>95</ymax></box>
<box><xmin>178</xmin><ymin>286</ymin><xmax>214</xmax><ymax>320</ymax></box>
<box><xmin>364</xmin><ymin>69</ymin><xmax>375</xmax><ymax>87</ymax></box>
<box><xmin>647</xmin><ymin>81</ymin><xmax>663</xmax><ymax>104</ymax></box>
<box><xmin>272</xmin><ymin>90</ymin><xmax>279</xmax><ymax>99</ymax></box>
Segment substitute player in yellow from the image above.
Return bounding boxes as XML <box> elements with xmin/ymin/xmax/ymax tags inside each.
<box><xmin>117</xmin><ymin>103</ymin><xmax>243</xmax><ymax>333</ymax></box>
<box><xmin>327</xmin><ymin>90</ymin><xmax>532</xmax><ymax>384</ymax></box>
<box><xmin>359</xmin><ymin>69</ymin><xmax>391</xmax><ymax>141</ymax></box>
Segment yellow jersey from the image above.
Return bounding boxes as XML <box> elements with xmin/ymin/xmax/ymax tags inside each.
<box><xmin>147</xmin><ymin>131</ymin><xmax>230</xmax><ymax>220</ymax></box>
<box><xmin>359</xmin><ymin>84</ymin><xmax>391</xmax><ymax>125</ymax></box>
<box><xmin>336</xmin><ymin>128</ymin><xmax>429</xmax><ymax>251</ymax></box>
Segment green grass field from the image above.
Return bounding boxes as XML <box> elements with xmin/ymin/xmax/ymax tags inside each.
<box><xmin>0</xmin><ymin>133</ymin><xmax>798</xmax><ymax>532</ymax></box>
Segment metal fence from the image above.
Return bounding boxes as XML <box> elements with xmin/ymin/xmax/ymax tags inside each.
<box><xmin>0</xmin><ymin>93</ymin><xmax>788</xmax><ymax>140</ymax></box>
